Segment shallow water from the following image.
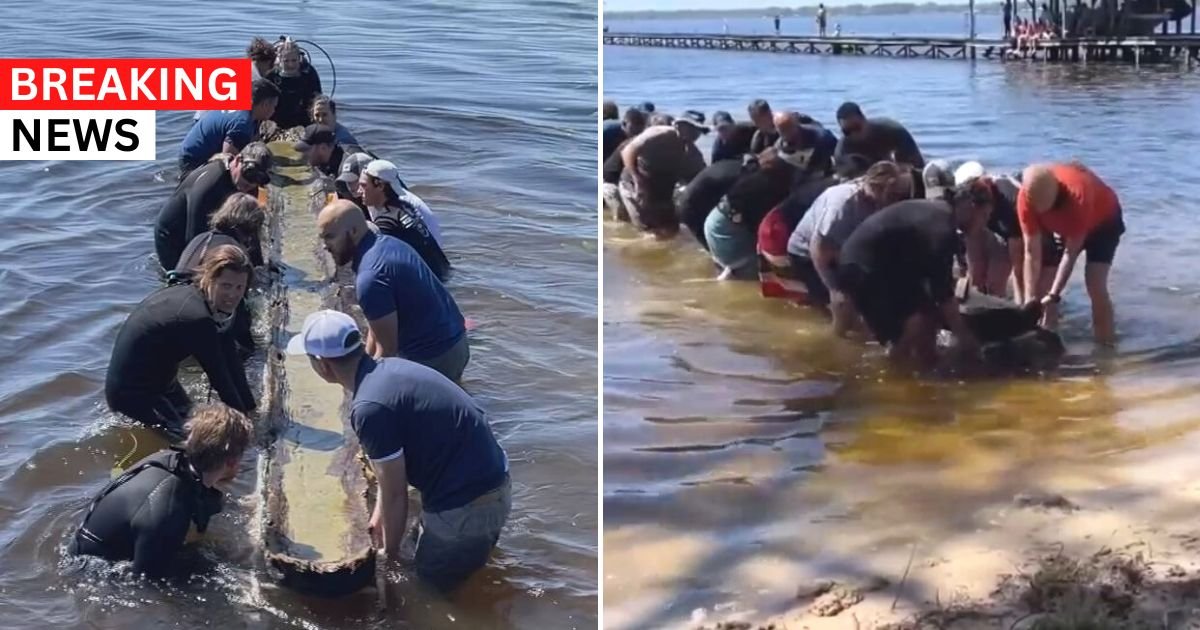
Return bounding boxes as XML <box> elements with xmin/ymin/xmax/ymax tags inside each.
<box><xmin>0</xmin><ymin>2</ymin><xmax>597</xmax><ymax>628</ymax></box>
<box><xmin>603</xmin><ymin>35</ymin><xmax>1200</xmax><ymax>630</ymax></box>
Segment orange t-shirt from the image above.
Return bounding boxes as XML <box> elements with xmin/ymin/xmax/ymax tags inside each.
<box><xmin>1017</xmin><ymin>163</ymin><xmax>1119</xmax><ymax>240</ymax></box>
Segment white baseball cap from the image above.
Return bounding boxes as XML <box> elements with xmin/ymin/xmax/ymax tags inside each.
<box><xmin>285</xmin><ymin>309</ymin><xmax>363</xmax><ymax>358</ymax></box>
<box><xmin>364</xmin><ymin>159</ymin><xmax>406</xmax><ymax>193</ymax></box>
<box><xmin>953</xmin><ymin>161</ymin><xmax>986</xmax><ymax>186</ymax></box>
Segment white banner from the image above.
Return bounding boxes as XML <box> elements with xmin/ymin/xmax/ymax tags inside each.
<box><xmin>0</xmin><ymin>110</ymin><xmax>156</xmax><ymax>160</ymax></box>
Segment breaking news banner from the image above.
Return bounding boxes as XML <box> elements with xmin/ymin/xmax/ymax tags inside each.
<box><xmin>0</xmin><ymin>58</ymin><xmax>251</xmax><ymax>160</ymax></box>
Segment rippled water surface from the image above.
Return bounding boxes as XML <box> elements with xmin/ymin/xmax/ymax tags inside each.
<box><xmin>603</xmin><ymin>35</ymin><xmax>1200</xmax><ymax>630</ymax></box>
<box><xmin>0</xmin><ymin>2</ymin><xmax>597</xmax><ymax>628</ymax></box>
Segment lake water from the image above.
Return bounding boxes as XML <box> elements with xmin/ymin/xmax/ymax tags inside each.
<box><xmin>602</xmin><ymin>19</ymin><xmax>1200</xmax><ymax>630</ymax></box>
<box><xmin>0</xmin><ymin>1</ymin><xmax>597</xmax><ymax>629</ymax></box>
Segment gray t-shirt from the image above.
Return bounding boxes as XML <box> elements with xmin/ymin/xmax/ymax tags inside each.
<box><xmin>787</xmin><ymin>182</ymin><xmax>874</xmax><ymax>259</ymax></box>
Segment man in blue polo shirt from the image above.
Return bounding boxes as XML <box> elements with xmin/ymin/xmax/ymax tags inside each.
<box><xmin>315</xmin><ymin>199</ymin><xmax>470</xmax><ymax>381</ymax></box>
<box><xmin>178</xmin><ymin>79</ymin><xmax>280</xmax><ymax>179</ymax></box>
<box><xmin>286</xmin><ymin>309</ymin><xmax>511</xmax><ymax>592</ymax></box>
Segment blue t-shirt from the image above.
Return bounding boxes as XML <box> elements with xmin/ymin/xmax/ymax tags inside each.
<box><xmin>351</xmin><ymin>357</ymin><xmax>509</xmax><ymax>512</ymax></box>
<box><xmin>333</xmin><ymin>122</ymin><xmax>358</xmax><ymax>147</ymax></box>
<box><xmin>179</xmin><ymin>110</ymin><xmax>255</xmax><ymax>169</ymax></box>
<box><xmin>353</xmin><ymin>231</ymin><xmax>465</xmax><ymax>360</ymax></box>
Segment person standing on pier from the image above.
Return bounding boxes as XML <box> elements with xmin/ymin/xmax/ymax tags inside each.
<box><xmin>774</xmin><ymin>14</ymin><xmax>782</xmax><ymax>35</ymax></box>
<box><xmin>817</xmin><ymin>4</ymin><xmax>828</xmax><ymax>37</ymax></box>
<box><xmin>1003</xmin><ymin>0</ymin><xmax>1014</xmax><ymax>37</ymax></box>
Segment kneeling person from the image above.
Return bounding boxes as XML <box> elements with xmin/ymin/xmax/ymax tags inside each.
<box><xmin>837</xmin><ymin>199</ymin><xmax>980</xmax><ymax>368</ymax></box>
<box><xmin>71</xmin><ymin>404</ymin><xmax>253</xmax><ymax>578</ymax></box>
<box><xmin>287</xmin><ymin>310</ymin><xmax>510</xmax><ymax>592</ymax></box>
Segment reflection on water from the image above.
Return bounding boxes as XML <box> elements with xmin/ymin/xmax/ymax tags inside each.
<box><xmin>603</xmin><ymin>40</ymin><xmax>1200</xmax><ymax>629</ymax></box>
<box><xmin>0</xmin><ymin>1</ymin><xmax>597</xmax><ymax>629</ymax></box>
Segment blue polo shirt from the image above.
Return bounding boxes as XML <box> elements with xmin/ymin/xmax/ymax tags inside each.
<box><xmin>352</xmin><ymin>230</ymin><xmax>465</xmax><ymax>361</ymax></box>
<box><xmin>179</xmin><ymin>110</ymin><xmax>255</xmax><ymax>170</ymax></box>
<box><xmin>351</xmin><ymin>356</ymin><xmax>509</xmax><ymax>512</ymax></box>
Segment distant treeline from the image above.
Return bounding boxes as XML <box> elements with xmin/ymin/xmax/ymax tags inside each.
<box><xmin>606</xmin><ymin>3</ymin><xmax>1009</xmax><ymax>19</ymax></box>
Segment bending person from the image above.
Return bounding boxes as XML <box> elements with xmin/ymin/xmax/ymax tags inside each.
<box><xmin>1017</xmin><ymin>162</ymin><xmax>1124</xmax><ymax>344</ymax></box>
<box><xmin>316</xmin><ymin>200</ymin><xmax>469</xmax><ymax>382</ymax></box>
<box><xmin>70</xmin><ymin>404</ymin><xmax>252</xmax><ymax>578</ymax></box>
<box><xmin>105</xmin><ymin>246</ymin><xmax>257</xmax><ymax>440</ymax></box>
<box><xmin>264</xmin><ymin>39</ymin><xmax>323</xmax><ymax>130</ymax></box>
<box><xmin>286</xmin><ymin>310</ymin><xmax>510</xmax><ymax>592</ymax></box>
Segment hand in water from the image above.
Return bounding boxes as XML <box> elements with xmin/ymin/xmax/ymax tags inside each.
<box><xmin>367</xmin><ymin>507</ymin><xmax>383</xmax><ymax>549</ymax></box>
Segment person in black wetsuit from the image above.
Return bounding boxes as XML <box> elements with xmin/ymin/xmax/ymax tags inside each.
<box><xmin>710</xmin><ymin>111</ymin><xmax>757</xmax><ymax>163</ymax></box>
<box><xmin>358</xmin><ymin>159</ymin><xmax>450</xmax><ymax>281</ymax></box>
<box><xmin>293</xmin><ymin>124</ymin><xmax>344</xmax><ymax>178</ymax></box>
<box><xmin>171</xmin><ymin>193</ymin><xmax>266</xmax><ymax>357</ymax></box>
<box><xmin>106</xmin><ymin>246</ymin><xmax>257</xmax><ymax>441</ymax></box>
<box><xmin>264</xmin><ymin>39</ymin><xmax>322</xmax><ymax>130</ymax></box>
<box><xmin>154</xmin><ymin>143</ymin><xmax>272</xmax><ymax>271</ymax></box>
<box><xmin>71</xmin><ymin>404</ymin><xmax>253</xmax><ymax>578</ymax></box>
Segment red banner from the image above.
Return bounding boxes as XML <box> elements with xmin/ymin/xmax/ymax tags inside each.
<box><xmin>0</xmin><ymin>58</ymin><xmax>252</xmax><ymax>110</ymax></box>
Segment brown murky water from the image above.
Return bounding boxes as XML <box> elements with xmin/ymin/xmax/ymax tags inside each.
<box><xmin>603</xmin><ymin>42</ymin><xmax>1200</xmax><ymax>629</ymax></box>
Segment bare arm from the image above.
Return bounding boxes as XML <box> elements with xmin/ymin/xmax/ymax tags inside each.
<box><xmin>1008</xmin><ymin>238</ymin><xmax>1026</xmax><ymax>300</ymax></box>
<box><xmin>370</xmin><ymin>454</ymin><xmax>410</xmax><ymax>558</ymax></box>
<box><xmin>620</xmin><ymin>129</ymin><xmax>655</xmax><ymax>175</ymax></box>
<box><xmin>809</xmin><ymin>235</ymin><xmax>840</xmax><ymax>294</ymax></box>
<box><xmin>1022</xmin><ymin>229</ymin><xmax>1043</xmax><ymax>304</ymax></box>
<box><xmin>1046</xmin><ymin>235</ymin><xmax>1085</xmax><ymax>300</ymax></box>
<box><xmin>366</xmin><ymin>312</ymin><xmax>400</xmax><ymax>359</ymax></box>
<box><xmin>963</xmin><ymin>229</ymin><xmax>990</xmax><ymax>293</ymax></box>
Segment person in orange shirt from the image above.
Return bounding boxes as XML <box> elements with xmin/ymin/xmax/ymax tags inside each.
<box><xmin>1017</xmin><ymin>162</ymin><xmax>1125</xmax><ymax>344</ymax></box>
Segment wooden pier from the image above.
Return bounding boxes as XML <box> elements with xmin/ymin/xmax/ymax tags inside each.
<box><xmin>603</xmin><ymin>31</ymin><xmax>1200</xmax><ymax>64</ymax></box>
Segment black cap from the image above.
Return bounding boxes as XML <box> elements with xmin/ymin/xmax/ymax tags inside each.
<box><xmin>712</xmin><ymin>111</ymin><xmax>735</xmax><ymax>128</ymax></box>
<box><xmin>293</xmin><ymin>124</ymin><xmax>336</xmax><ymax>152</ymax></box>
<box><xmin>639</xmin><ymin>101</ymin><xmax>655</xmax><ymax>113</ymax></box>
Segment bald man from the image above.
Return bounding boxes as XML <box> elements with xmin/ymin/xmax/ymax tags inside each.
<box><xmin>772</xmin><ymin>111</ymin><xmax>837</xmax><ymax>181</ymax></box>
<box><xmin>317</xmin><ymin>200</ymin><xmax>470</xmax><ymax>381</ymax></box>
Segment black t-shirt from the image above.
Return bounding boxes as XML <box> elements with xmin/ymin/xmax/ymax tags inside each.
<box><xmin>711</xmin><ymin>123</ymin><xmax>757</xmax><ymax>163</ymax></box>
<box><xmin>985</xmin><ymin>181</ymin><xmax>1021</xmax><ymax>241</ymax></box>
<box><xmin>749</xmin><ymin>128</ymin><xmax>780</xmax><ymax>155</ymax></box>
<box><xmin>676</xmin><ymin>159</ymin><xmax>744</xmax><ymax>247</ymax></box>
<box><xmin>265</xmin><ymin>64</ymin><xmax>323</xmax><ymax>130</ymax></box>
<box><xmin>602</xmin><ymin>122</ymin><xmax>627</xmax><ymax>163</ymax></box>
<box><xmin>834</xmin><ymin>117</ymin><xmax>925</xmax><ymax>169</ymax></box>
<box><xmin>839</xmin><ymin>199</ymin><xmax>958</xmax><ymax>303</ymax></box>
<box><xmin>105</xmin><ymin>284</ymin><xmax>255</xmax><ymax>413</ymax></box>
<box><xmin>155</xmin><ymin>160</ymin><xmax>239</xmax><ymax>269</ymax></box>
<box><xmin>724</xmin><ymin>161</ymin><xmax>796</xmax><ymax>229</ymax></box>
<box><xmin>777</xmin><ymin>177</ymin><xmax>837</xmax><ymax>232</ymax></box>
<box><xmin>74</xmin><ymin>449</ymin><xmax>222</xmax><ymax>577</ymax></box>
<box><xmin>602</xmin><ymin>138</ymin><xmax>631</xmax><ymax>184</ymax></box>
<box><xmin>372</xmin><ymin>205</ymin><xmax>451</xmax><ymax>282</ymax></box>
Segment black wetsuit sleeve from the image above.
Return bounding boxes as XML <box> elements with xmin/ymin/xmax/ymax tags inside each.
<box><xmin>192</xmin><ymin>320</ymin><xmax>252</xmax><ymax>412</ymax></box>
<box><xmin>129</xmin><ymin>477</ymin><xmax>192</xmax><ymax>578</ymax></box>
<box><xmin>222</xmin><ymin>326</ymin><xmax>256</xmax><ymax>408</ymax></box>
<box><xmin>185</xmin><ymin>174</ymin><xmax>227</xmax><ymax>243</ymax></box>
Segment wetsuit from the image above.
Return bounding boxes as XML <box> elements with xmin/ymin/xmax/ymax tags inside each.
<box><xmin>71</xmin><ymin>448</ymin><xmax>223</xmax><ymax>578</ymax></box>
<box><xmin>676</xmin><ymin>159</ymin><xmax>743</xmax><ymax>248</ymax></box>
<box><xmin>105</xmin><ymin>284</ymin><xmax>255</xmax><ymax>439</ymax></box>
<box><xmin>371</xmin><ymin>202</ymin><xmax>451</xmax><ymax>282</ymax></box>
<box><xmin>711</xmin><ymin>123</ymin><xmax>757</xmax><ymax>163</ymax></box>
<box><xmin>154</xmin><ymin>160</ymin><xmax>239</xmax><ymax>270</ymax></box>
<box><xmin>264</xmin><ymin>63</ymin><xmax>322</xmax><ymax>130</ymax></box>
<box><xmin>171</xmin><ymin>230</ymin><xmax>260</xmax><ymax>355</ymax></box>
